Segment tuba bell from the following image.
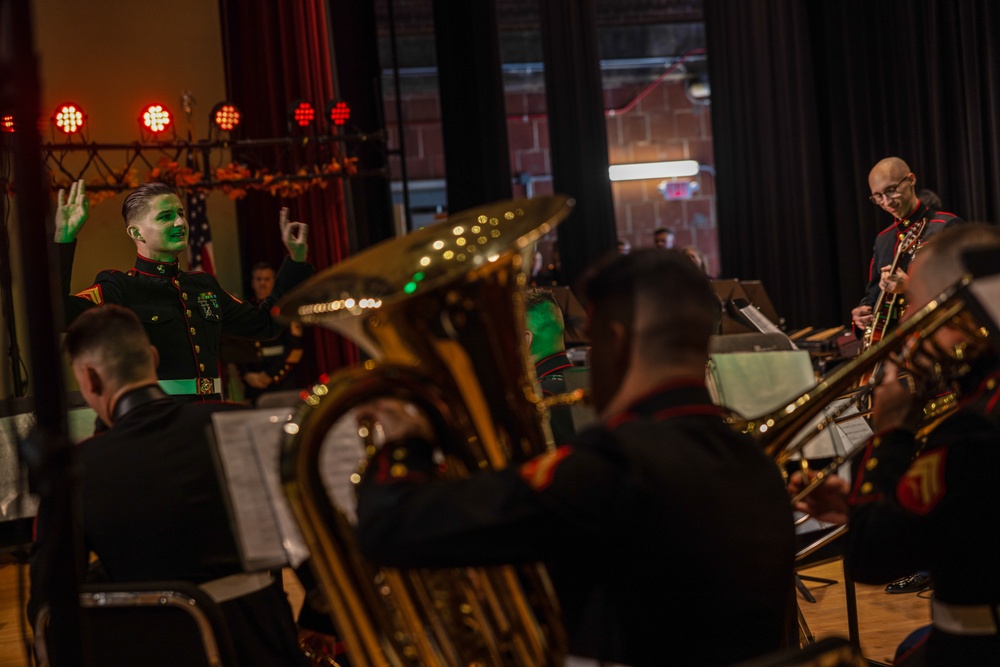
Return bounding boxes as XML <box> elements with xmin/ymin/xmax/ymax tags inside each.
<box><xmin>276</xmin><ymin>196</ymin><xmax>575</xmax><ymax>667</ymax></box>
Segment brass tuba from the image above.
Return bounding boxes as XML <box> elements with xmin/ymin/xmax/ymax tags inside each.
<box><xmin>276</xmin><ymin>196</ymin><xmax>575</xmax><ymax>667</ymax></box>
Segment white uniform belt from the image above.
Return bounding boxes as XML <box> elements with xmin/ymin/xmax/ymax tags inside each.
<box><xmin>932</xmin><ymin>598</ymin><xmax>1000</xmax><ymax>635</ymax></box>
<box><xmin>159</xmin><ymin>378</ymin><xmax>222</xmax><ymax>396</ymax></box>
<box><xmin>199</xmin><ymin>571</ymin><xmax>274</xmax><ymax>604</ymax></box>
<box><xmin>260</xmin><ymin>344</ymin><xmax>284</xmax><ymax>357</ymax></box>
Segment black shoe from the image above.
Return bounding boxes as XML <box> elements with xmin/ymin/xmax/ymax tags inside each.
<box><xmin>885</xmin><ymin>572</ymin><xmax>932</xmax><ymax>594</ymax></box>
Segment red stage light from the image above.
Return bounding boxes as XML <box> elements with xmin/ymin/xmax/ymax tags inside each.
<box><xmin>53</xmin><ymin>103</ymin><xmax>84</xmax><ymax>134</ymax></box>
<box><xmin>291</xmin><ymin>101</ymin><xmax>316</xmax><ymax>128</ymax></box>
<box><xmin>141</xmin><ymin>104</ymin><xmax>172</xmax><ymax>133</ymax></box>
<box><xmin>211</xmin><ymin>102</ymin><xmax>241</xmax><ymax>131</ymax></box>
<box><xmin>326</xmin><ymin>100</ymin><xmax>351</xmax><ymax>127</ymax></box>
<box><xmin>1</xmin><ymin>115</ymin><xmax>13</xmax><ymax>133</ymax></box>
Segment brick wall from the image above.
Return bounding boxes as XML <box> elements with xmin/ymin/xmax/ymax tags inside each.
<box><xmin>384</xmin><ymin>74</ymin><xmax>718</xmax><ymax>276</ymax></box>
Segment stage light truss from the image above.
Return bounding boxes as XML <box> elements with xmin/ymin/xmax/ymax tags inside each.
<box><xmin>35</xmin><ymin>131</ymin><xmax>384</xmax><ymax>196</ymax></box>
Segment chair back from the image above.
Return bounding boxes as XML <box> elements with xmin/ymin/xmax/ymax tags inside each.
<box><xmin>35</xmin><ymin>581</ymin><xmax>240</xmax><ymax>667</ymax></box>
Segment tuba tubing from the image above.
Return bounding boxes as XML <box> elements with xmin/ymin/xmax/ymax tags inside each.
<box><xmin>277</xmin><ymin>197</ymin><xmax>574</xmax><ymax>667</ymax></box>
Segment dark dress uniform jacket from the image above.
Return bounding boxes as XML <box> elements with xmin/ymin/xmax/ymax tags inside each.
<box><xmin>60</xmin><ymin>244</ymin><xmax>313</xmax><ymax>383</ymax></box>
<box><xmin>357</xmin><ymin>380</ymin><xmax>796</xmax><ymax>666</ymax></box>
<box><xmin>30</xmin><ymin>387</ymin><xmax>309</xmax><ymax>667</ymax></box>
<box><xmin>535</xmin><ymin>351</ymin><xmax>576</xmax><ymax>445</ymax></box>
<box><xmin>846</xmin><ymin>362</ymin><xmax>1000</xmax><ymax>665</ymax></box>
<box><xmin>860</xmin><ymin>201</ymin><xmax>963</xmax><ymax>308</ymax></box>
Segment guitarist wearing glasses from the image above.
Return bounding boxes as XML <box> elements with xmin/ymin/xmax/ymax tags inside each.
<box><xmin>851</xmin><ymin>157</ymin><xmax>964</xmax><ymax>341</ymax></box>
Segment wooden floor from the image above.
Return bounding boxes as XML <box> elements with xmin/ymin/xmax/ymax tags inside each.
<box><xmin>0</xmin><ymin>558</ymin><xmax>929</xmax><ymax>666</ymax></box>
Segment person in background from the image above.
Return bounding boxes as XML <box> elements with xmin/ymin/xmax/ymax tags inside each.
<box><xmin>54</xmin><ymin>179</ymin><xmax>313</xmax><ymax>401</ymax></box>
<box><xmin>237</xmin><ymin>261</ymin><xmax>305</xmax><ymax>404</ymax></box>
<box><xmin>653</xmin><ymin>226</ymin><xmax>675</xmax><ymax>249</ymax></box>
<box><xmin>525</xmin><ymin>288</ymin><xmax>576</xmax><ymax>445</ymax></box>
<box><xmin>850</xmin><ymin>158</ymin><xmax>962</xmax><ymax>336</ymax></box>
<box><xmin>617</xmin><ymin>237</ymin><xmax>631</xmax><ymax>255</ymax></box>
<box><xmin>683</xmin><ymin>245</ymin><xmax>710</xmax><ymax>276</ymax></box>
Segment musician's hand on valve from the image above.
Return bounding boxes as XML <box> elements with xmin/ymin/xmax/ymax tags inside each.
<box><xmin>872</xmin><ymin>362</ymin><xmax>922</xmax><ymax>433</ymax></box>
<box><xmin>851</xmin><ymin>305</ymin><xmax>873</xmax><ymax>330</ymax></box>
<box><xmin>355</xmin><ymin>398</ymin><xmax>433</xmax><ymax>445</ymax></box>
<box><xmin>54</xmin><ymin>179</ymin><xmax>89</xmax><ymax>243</ymax></box>
<box><xmin>788</xmin><ymin>471</ymin><xmax>850</xmax><ymax>525</ymax></box>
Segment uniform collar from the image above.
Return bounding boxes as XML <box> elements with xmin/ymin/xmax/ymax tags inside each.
<box><xmin>535</xmin><ymin>352</ymin><xmax>573</xmax><ymax>379</ymax></box>
<box><xmin>605</xmin><ymin>378</ymin><xmax>722</xmax><ymax>428</ymax></box>
<box><xmin>894</xmin><ymin>200</ymin><xmax>929</xmax><ymax>231</ymax></box>
<box><xmin>133</xmin><ymin>254</ymin><xmax>181</xmax><ymax>278</ymax></box>
<box><xmin>112</xmin><ymin>384</ymin><xmax>171</xmax><ymax>422</ymax></box>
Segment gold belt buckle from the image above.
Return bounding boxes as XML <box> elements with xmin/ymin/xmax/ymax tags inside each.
<box><xmin>198</xmin><ymin>378</ymin><xmax>215</xmax><ymax>395</ymax></box>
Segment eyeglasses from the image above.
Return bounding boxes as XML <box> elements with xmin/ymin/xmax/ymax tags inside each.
<box><xmin>869</xmin><ymin>176</ymin><xmax>910</xmax><ymax>205</ymax></box>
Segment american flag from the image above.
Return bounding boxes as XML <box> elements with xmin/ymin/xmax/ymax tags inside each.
<box><xmin>186</xmin><ymin>189</ymin><xmax>215</xmax><ymax>275</ymax></box>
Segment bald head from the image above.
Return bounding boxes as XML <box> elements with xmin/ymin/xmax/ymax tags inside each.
<box><xmin>869</xmin><ymin>157</ymin><xmax>917</xmax><ymax>219</ymax></box>
<box><xmin>869</xmin><ymin>157</ymin><xmax>911</xmax><ymax>182</ymax></box>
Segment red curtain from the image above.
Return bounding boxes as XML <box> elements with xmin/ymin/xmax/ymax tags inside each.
<box><xmin>219</xmin><ymin>0</ymin><xmax>358</xmax><ymax>375</ymax></box>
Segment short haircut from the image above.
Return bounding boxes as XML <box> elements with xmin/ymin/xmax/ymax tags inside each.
<box><xmin>653</xmin><ymin>227</ymin><xmax>674</xmax><ymax>237</ymax></box>
<box><xmin>64</xmin><ymin>305</ymin><xmax>155</xmax><ymax>385</ymax></box>
<box><xmin>581</xmin><ymin>249</ymin><xmax>720</xmax><ymax>364</ymax></box>
<box><xmin>917</xmin><ymin>223</ymin><xmax>1000</xmax><ymax>294</ymax></box>
<box><xmin>525</xmin><ymin>288</ymin><xmax>565</xmax><ymax>352</ymax></box>
<box><xmin>121</xmin><ymin>182</ymin><xmax>177</xmax><ymax>226</ymax></box>
<box><xmin>917</xmin><ymin>189</ymin><xmax>943</xmax><ymax>211</ymax></box>
<box><xmin>251</xmin><ymin>261</ymin><xmax>275</xmax><ymax>274</ymax></box>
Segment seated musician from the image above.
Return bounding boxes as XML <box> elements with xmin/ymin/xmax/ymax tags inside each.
<box><xmin>851</xmin><ymin>157</ymin><xmax>963</xmax><ymax>337</ymax></box>
<box><xmin>793</xmin><ymin>224</ymin><xmax>1000</xmax><ymax>665</ymax></box>
<box><xmin>28</xmin><ymin>305</ymin><xmax>311</xmax><ymax>667</ymax></box>
<box><xmin>355</xmin><ymin>250</ymin><xmax>796</xmax><ymax>666</ymax></box>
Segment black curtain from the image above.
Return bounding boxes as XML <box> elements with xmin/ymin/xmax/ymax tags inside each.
<box><xmin>706</xmin><ymin>0</ymin><xmax>1000</xmax><ymax>328</ymax></box>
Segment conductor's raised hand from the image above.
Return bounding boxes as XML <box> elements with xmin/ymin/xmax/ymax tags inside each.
<box><xmin>279</xmin><ymin>207</ymin><xmax>309</xmax><ymax>262</ymax></box>
<box><xmin>54</xmin><ymin>179</ymin><xmax>89</xmax><ymax>243</ymax></box>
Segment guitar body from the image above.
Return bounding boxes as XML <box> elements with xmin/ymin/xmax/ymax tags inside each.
<box><xmin>854</xmin><ymin>218</ymin><xmax>928</xmax><ymax>388</ymax></box>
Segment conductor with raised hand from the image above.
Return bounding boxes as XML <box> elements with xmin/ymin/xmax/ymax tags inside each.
<box><xmin>55</xmin><ymin>179</ymin><xmax>314</xmax><ymax>400</ymax></box>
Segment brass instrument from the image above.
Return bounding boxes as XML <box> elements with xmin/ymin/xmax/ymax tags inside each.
<box><xmin>276</xmin><ymin>197</ymin><xmax>575</xmax><ymax>667</ymax></box>
<box><xmin>737</xmin><ymin>276</ymin><xmax>983</xmax><ymax>461</ymax></box>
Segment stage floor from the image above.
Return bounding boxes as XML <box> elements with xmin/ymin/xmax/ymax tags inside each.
<box><xmin>0</xmin><ymin>558</ymin><xmax>929</xmax><ymax>665</ymax></box>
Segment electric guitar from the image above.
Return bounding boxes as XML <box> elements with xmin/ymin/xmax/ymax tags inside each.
<box><xmin>862</xmin><ymin>217</ymin><xmax>928</xmax><ymax>352</ymax></box>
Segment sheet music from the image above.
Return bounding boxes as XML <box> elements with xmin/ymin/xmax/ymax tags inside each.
<box><xmin>738</xmin><ymin>305</ymin><xmax>799</xmax><ymax>349</ymax></box>
<box><xmin>211</xmin><ymin>409</ymin><xmax>309</xmax><ymax>571</ymax></box>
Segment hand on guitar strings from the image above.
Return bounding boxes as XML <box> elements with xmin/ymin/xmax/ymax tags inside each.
<box><xmin>878</xmin><ymin>265</ymin><xmax>909</xmax><ymax>294</ymax></box>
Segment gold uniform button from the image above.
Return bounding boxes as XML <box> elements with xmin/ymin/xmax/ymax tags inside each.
<box><xmin>151</xmin><ymin>315</ymin><xmax>159</xmax><ymax>322</ymax></box>
<box><xmin>866</xmin><ymin>458</ymin><xmax>878</xmax><ymax>470</ymax></box>
<box><xmin>182</xmin><ymin>293</ymin><xmax>188</xmax><ymax>300</ymax></box>
<box><xmin>186</xmin><ymin>309</ymin><xmax>192</xmax><ymax>317</ymax></box>
<box><xmin>199</xmin><ymin>363</ymin><xmax>205</xmax><ymax>371</ymax></box>
<box><xmin>989</xmin><ymin>378</ymin><xmax>997</xmax><ymax>390</ymax></box>
<box><xmin>190</xmin><ymin>327</ymin><xmax>196</xmax><ymax>336</ymax></box>
<box><xmin>872</xmin><ymin>437</ymin><xmax>881</xmax><ymax>447</ymax></box>
<box><xmin>861</xmin><ymin>482</ymin><xmax>873</xmax><ymax>494</ymax></box>
<box><xmin>195</xmin><ymin>345</ymin><xmax>201</xmax><ymax>353</ymax></box>
<box><xmin>390</xmin><ymin>463</ymin><xmax>408</xmax><ymax>478</ymax></box>
<box><xmin>392</xmin><ymin>448</ymin><xmax>407</xmax><ymax>461</ymax></box>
